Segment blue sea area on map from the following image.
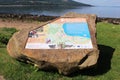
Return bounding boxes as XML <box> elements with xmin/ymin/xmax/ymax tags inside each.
<box><xmin>63</xmin><ymin>22</ymin><xmax>91</xmax><ymax>38</ymax></box>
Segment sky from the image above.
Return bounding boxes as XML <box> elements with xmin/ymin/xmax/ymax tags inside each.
<box><xmin>73</xmin><ymin>0</ymin><xmax>120</xmax><ymax>6</ymax></box>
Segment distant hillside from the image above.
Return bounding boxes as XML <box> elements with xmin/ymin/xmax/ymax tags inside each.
<box><xmin>0</xmin><ymin>0</ymin><xmax>90</xmax><ymax>6</ymax></box>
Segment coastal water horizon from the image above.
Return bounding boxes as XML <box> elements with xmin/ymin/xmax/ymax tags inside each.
<box><xmin>0</xmin><ymin>5</ymin><xmax>120</xmax><ymax>18</ymax></box>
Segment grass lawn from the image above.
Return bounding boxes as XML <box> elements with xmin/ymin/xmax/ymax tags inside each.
<box><xmin>0</xmin><ymin>22</ymin><xmax>120</xmax><ymax>80</ymax></box>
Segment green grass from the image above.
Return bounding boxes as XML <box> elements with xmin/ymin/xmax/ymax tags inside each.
<box><xmin>0</xmin><ymin>27</ymin><xmax>17</xmax><ymax>47</ymax></box>
<box><xmin>0</xmin><ymin>22</ymin><xmax>120</xmax><ymax>80</ymax></box>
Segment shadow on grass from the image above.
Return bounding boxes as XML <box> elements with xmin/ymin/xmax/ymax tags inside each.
<box><xmin>69</xmin><ymin>44</ymin><xmax>115</xmax><ymax>77</ymax></box>
<box><xmin>17</xmin><ymin>44</ymin><xmax>115</xmax><ymax>77</ymax></box>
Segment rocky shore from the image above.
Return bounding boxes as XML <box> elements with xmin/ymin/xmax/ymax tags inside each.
<box><xmin>96</xmin><ymin>17</ymin><xmax>120</xmax><ymax>25</ymax></box>
<box><xmin>0</xmin><ymin>13</ymin><xmax>58</xmax><ymax>22</ymax></box>
<box><xmin>0</xmin><ymin>13</ymin><xmax>120</xmax><ymax>24</ymax></box>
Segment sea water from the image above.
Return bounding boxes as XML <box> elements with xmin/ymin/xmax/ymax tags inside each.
<box><xmin>0</xmin><ymin>5</ymin><xmax>120</xmax><ymax>18</ymax></box>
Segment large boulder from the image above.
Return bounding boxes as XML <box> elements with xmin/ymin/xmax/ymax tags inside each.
<box><xmin>7</xmin><ymin>12</ymin><xmax>99</xmax><ymax>75</ymax></box>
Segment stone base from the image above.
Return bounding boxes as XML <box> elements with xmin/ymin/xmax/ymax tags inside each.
<box><xmin>7</xmin><ymin>12</ymin><xmax>99</xmax><ymax>75</ymax></box>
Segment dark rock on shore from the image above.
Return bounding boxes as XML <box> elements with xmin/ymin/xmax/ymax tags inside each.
<box><xmin>97</xmin><ymin>17</ymin><xmax>120</xmax><ymax>25</ymax></box>
<box><xmin>0</xmin><ymin>13</ymin><xmax>58</xmax><ymax>22</ymax></box>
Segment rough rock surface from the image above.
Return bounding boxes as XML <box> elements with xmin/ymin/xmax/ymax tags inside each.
<box><xmin>0</xmin><ymin>75</ymin><xmax>5</xmax><ymax>80</ymax></box>
<box><xmin>7</xmin><ymin>12</ymin><xmax>99</xmax><ymax>75</ymax></box>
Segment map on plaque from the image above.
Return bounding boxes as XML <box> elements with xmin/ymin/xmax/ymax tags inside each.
<box><xmin>25</xmin><ymin>18</ymin><xmax>93</xmax><ymax>49</ymax></box>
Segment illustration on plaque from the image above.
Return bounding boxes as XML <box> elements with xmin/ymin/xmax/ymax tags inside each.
<box><xmin>25</xmin><ymin>18</ymin><xmax>93</xmax><ymax>49</ymax></box>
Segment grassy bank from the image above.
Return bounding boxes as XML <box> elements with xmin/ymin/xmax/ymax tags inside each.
<box><xmin>0</xmin><ymin>22</ymin><xmax>120</xmax><ymax>80</ymax></box>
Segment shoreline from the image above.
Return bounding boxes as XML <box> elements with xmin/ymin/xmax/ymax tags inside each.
<box><xmin>0</xmin><ymin>13</ymin><xmax>57</xmax><ymax>30</ymax></box>
<box><xmin>96</xmin><ymin>17</ymin><xmax>120</xmax><ymax>25</ymax></box>
<box><xmin>0</xmin><ymin>13</ymin><xmax>120</xmax><ymax>24</ymax></box>
<box><xmin>0</xmin><ymin>13</ymin><xmax>58</xmax><ymax>22</ymax></box>
<box><xmin>0</xmin><ymin>13</ymin><xmax>120</xmax><ymax>30</ymax></box>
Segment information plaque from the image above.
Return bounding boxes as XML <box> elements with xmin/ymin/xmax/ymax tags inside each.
<box><xmin>25</xmin><ymin>18</ymin><xmax>93</xmax><ymax>49</ymax></box>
